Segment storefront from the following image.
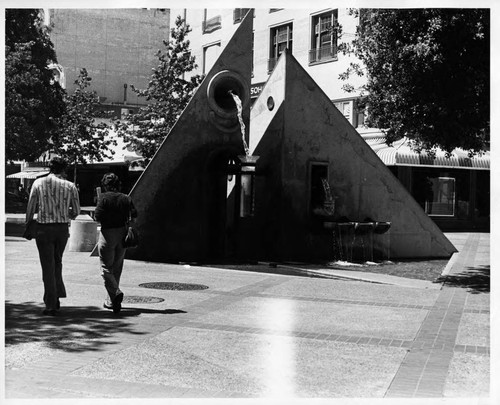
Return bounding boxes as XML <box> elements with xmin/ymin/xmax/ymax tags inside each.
<box><xmin>363</xmin><ymin>133</ymin><xmax>490</xmax><ymax>231</ymax></box>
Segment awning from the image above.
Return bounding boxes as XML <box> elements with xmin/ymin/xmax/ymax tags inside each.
<box><xmin>6</xmin><ymin>170</ymin><xmax>49</xmax><ymax>179</ymax></box>
<box><xmin>361</xmin><ymin>133</ymin><xmax>490</xmax><ymax>170</ymax></box>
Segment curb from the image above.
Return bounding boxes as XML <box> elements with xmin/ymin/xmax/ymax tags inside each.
<box><xmin>440</xmin><ymin>251</ymin><xmax>459</xmax><ymax>277</ymax></box>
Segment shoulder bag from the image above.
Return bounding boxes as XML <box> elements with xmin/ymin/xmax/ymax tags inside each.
<box><xmin>123</xmin><ymin>224</ymin><xmax>139</xmax><ymax>248</ymax></box>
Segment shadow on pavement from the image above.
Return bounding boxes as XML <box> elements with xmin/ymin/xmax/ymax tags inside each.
<box><xmin>118</xmin><ymin>308</ymin><xmax>187</xmax><ymax>316</ymax></box>
<box><xmin>5</xmin><ymin>301</ymin><xmax>185</xmax><ymax>352</ymax></box>
<box><xmin>435</xmin><ymin>265</ymin><xmax>490</xmax><ymax>293</ymax></box>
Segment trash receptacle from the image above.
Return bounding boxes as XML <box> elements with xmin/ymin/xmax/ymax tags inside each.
<box><xmin>68</xmin><ymin>219</ymin><xmax>98</xmax><ymax>252</ymax></box>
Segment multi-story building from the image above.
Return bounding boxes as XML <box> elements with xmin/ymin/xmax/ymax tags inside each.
<box><xmin>48</xmin><ymin>8</ymin><xmax>170</xmax><ymax>119</ymax></box>
<box><xmin>171</xmin><ymin>7</ymin><xmax>489</xmax><ymax>231</ymax></box>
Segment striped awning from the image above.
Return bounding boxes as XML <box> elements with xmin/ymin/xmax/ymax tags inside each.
<box><xmin>362</xmin><ymin>133</ymin><xmax>490</xmax><ymax>170</ymax></box>
<box><xmin>6</xmin><ymin>169</ymin><xmax>49</xmax><ymax>179</ymax></box>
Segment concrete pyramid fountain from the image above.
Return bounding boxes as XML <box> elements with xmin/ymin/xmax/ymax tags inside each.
<box><xmin>127</xmin><ymin>11</ymin><xmax>455</xmax><ymax>263</ymax></box>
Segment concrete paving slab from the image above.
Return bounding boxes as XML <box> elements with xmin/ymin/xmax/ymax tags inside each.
<box><xmin>443</xmin><ymin>353</ymin><xmax>490</xmax><ymax>397</ymax></box>
<box><xmin>71</xmin><ymin>327</ymin><xmax>408</xmax><ymax>398</ymax></box>
<box><xmin>261</xmin><ymin>277</ymin><xmax>441</xmax><ymax>306</ymax></box>
<box><xmin>197</xmin><ymin>296</ymin><xmax>427</xmax><ymax>340</ymax></box>
<box><xmin>455</xmin><ymin>313</ymin><xmax>490</xmax><ymax>347</ymax></box>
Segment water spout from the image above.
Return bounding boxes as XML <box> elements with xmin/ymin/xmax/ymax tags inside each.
<box><xmin>229</xmin><ymin>90</ymin><xmax>250</xmax><ymax>156</ymax></box>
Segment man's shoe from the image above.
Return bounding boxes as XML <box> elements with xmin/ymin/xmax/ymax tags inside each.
<box><xmin>112</xmin><ymin>292</ymin><xmax>124</xmax><ymax>314</ymax></box>
<box><xmin>42</xmin><ymin>309</ymin><xmax>57</xmax><ymax>316</ymax></box>
<box><xmin>103</xmin><ymin>302</ymin><xmax>113</xmax><ymax>310</ymax></box>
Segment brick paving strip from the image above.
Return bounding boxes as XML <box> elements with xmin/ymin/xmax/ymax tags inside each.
<box><xmin>385</xmin><ymin>233</ymin><xmax>488</xmax><ymax>398</ymax></box>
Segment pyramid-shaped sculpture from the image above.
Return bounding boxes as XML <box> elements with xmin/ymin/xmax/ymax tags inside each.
<box><xmin>127</xmin><ymin>11</ymin><xmax>254</xmax><ymax>262</ymax></box>
<box><xmin>249</xmin><ymin>50</ymin><xmax>456</xmax><ymax>259</ymax></box>
<box><xmin>128</xmin><ymin>11</ymin><xmax>455</xmax><ymax>263</ymax></box>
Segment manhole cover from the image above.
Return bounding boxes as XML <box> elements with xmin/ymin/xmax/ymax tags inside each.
<box><xmin>122</xmin><ymin>295</ymin><xmax>164</xmax><ymax>304</ymax></box>
<box><xmin>139</xmin><ymin>282</ymin><xmax>209</xmax><ymax>291</ymax></box>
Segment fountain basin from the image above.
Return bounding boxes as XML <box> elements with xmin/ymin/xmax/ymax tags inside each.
<box><xmin>374</xmin><ymin>222</ymin><xmax>391</xmax><ymax>234</ymax></box>
<box><xmin>354</xmin><ymin>222</ymin><xmax>375</xmax><ymax>235</ymax></box>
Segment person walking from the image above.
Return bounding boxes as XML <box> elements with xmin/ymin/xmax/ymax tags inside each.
<box><xmin>26</xmin><ymin>157</ymin><xmax>81</xmax><ymax>316</ymax></box>
<box><xmin>94</xmin><ymin>173</ymin><xmax>137</xmax><ymax>314</ymax></box>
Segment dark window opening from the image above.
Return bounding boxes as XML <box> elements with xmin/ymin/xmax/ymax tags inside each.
<box><xmin>234</xmin><ymin>8</ymin><xmax>251</xmax><ymax>23</ymax></box>
<box><xmin>310</xmin><ymin>163</ymin><xmax>332</xmax><ymax>216</ymax></box>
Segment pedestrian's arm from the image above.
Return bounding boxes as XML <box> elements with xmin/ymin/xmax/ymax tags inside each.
<box><xmin>25</xmin><ymin>186</ymin><xmax>38</xmax><ymax>224</ymax></box>
<box><xmin>94</xmin><ymin>199</ymin><xmax>104</xmax><ymax>222</ymax></box>
<box><xmin>69</xmin><ymin>185</ymin><xmax>81</xmax><ymax>220</ymax></box>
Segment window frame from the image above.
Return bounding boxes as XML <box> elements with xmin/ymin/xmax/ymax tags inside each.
<box><xmin>425</xmin><ymin>176</ymin><xmax>456</xmax><ymax>217</ymax></box>
<box><xmin>233</xmin><ymin>8</ymin><xmax>251</xmax><ymax>24</ymax></box>
<box><xmin>268</xmin><ymin>22</ymin><xmax>293</xmax><ymax>73</ymax></box>
<box><xmin>309</xmin><ymin>9</ymin><xmax>338</xmax><ymax>65</ymax></box>
<box><xmin>202</xmin><ymin>9</ymin><xmax>222</xmax><ymax>34</ymax></box>
<box><xmin>202</xmin><ymin>41</ymin><xmax>221</xmax><ymax>74</ymax></box>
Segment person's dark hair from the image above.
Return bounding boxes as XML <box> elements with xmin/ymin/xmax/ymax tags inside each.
<box><xmin>49</xmin><ymin>157</ymin><xmax>68</xmax><ymax>174</ymax></box>
<box><xmin>101</xmin><ymin>173</ymin><xmax>120</xmax><ymax>191</ymax></box>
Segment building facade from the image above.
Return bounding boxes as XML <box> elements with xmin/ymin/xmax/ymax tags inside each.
<box><xmin>48</xmin><ymin>8</ymin><xmax>170</xmax><ymax>119</ymax></box>
<box><xmin>172</xmin><ymin>8</ymin><xmax>489</xmax><ymax>231</ymax></box>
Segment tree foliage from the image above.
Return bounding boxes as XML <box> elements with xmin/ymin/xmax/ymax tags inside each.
<box><xmin>52</xmin><ymin>69</ymin><xmax>113</xmax><ymax>183</ymax></box>
<box><xmin>340</xmin><ymin>9</ymin><xmax>489</xmax><ymax>155</ymax></box>
<box><xmin>5</xmin><ymin>9</ymin><xmax>66</xmax><ymax>161</ymax></box>
<box><xmin>114</xmin><ymin>16</ymin><xmax>204</xmax><ymax>164</ymax></box>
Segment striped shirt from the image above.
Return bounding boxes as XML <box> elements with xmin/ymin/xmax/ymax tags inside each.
<box><xmin>26</xmin><ymin>174</ymin><xmax>81</xmax><ymax>224</ymax></box>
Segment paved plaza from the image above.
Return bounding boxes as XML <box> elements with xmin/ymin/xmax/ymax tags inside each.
<box><xmin>3</xmin><ymin>232</ymin><xmax>493</xmax><ymax>402</ymax></box>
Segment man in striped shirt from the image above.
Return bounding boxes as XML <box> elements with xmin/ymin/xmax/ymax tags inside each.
<box><xmin>26</xmin><ymin>157</ymin><xmax>81</xmax><ymax>316</ymax></box>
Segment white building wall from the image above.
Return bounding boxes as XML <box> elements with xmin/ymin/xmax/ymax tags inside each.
<box><xmin>172</xmin><ymin>8</ymin><xmax>366</xmax><ymax>123</ymax></box>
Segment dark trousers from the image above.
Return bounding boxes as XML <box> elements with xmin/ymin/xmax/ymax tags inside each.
<box><xmin>35</xmin><ymin>223</ymin><xmax>69</xmax><ymax>310</ymax></box>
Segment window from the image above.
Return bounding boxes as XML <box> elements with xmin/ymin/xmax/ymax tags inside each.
<box><xmin>425</xmin><ymin>177</ymin><xmax>456</xmax><ymax>217</ymax></box>
<box><xmin>310</xmin><ymin>10</ymin><xmax>338</xmax><ymax>64</ymax></box>
<box><xmin>355</xmin><ymin>99</ymin><xmax>366</xmax><ymax>127</ymax></box>
<box><xmin>202</xmin><ymin>9</ymin><xmax>222</xmax><ymax>34</ymax></box>
<box><xmin>203</xmin><ymin>42</ymin><xmax>221</xmax><ymax>74</ymax></box>
<box><xmin>333</xmin><ymin>99</ymin><xmax>366</xmax><ymax>127</ymax></box>
<box><xmin>268</xmin><ymin>23</ymin><xmax>293</xmax><ymax>72</ymax></box>
<box><xmin>334</xmin><ymin>100</ymin><xmax>352</xmax><ymax>123</ymax></box>
<box><xmin>234</xmin><ymin>8</ymin><xmax>251</xmax><ymax>23</ymax></box>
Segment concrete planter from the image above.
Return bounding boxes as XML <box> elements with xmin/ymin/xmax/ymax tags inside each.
<box><xmin>68</xmin><ymin>219</ymin><xmax>98</xmax><ymax>252</ymax></box>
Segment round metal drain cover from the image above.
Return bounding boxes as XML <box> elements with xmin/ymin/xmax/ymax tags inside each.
<box><xmin>123</xmin><ymin>295</ymin><xmax>164</xmax><ymax>304</ymax></box>
<box><xmin>139</xmin><ymin>282</ymin><xmax>209</xmax><ymax>291</ymax></box>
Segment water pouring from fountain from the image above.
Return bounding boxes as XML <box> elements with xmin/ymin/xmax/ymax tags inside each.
<box><xmin>229</xmin><ymin>90</ymin><xmax>250</xmax><ymax>157</ymax></box>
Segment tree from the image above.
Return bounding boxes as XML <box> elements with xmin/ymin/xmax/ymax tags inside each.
<box><xmin>52</xmin><ymin>69</ymin><xmax>113</xmax><ymax>183</ymax></box>
<box><xmin>5</xmin><ymin>9</ymin><xmax>66</xmax><ymax>161</ymax></box>
<box><xmin>340</xmin><ymin>9</ymin><xmax>489</xmax><ymax>155</ymax></box>
<box><xmin>114</xmin><ymin>16</ymin><xmax>204</xmax><ymax>164</ymax></box>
